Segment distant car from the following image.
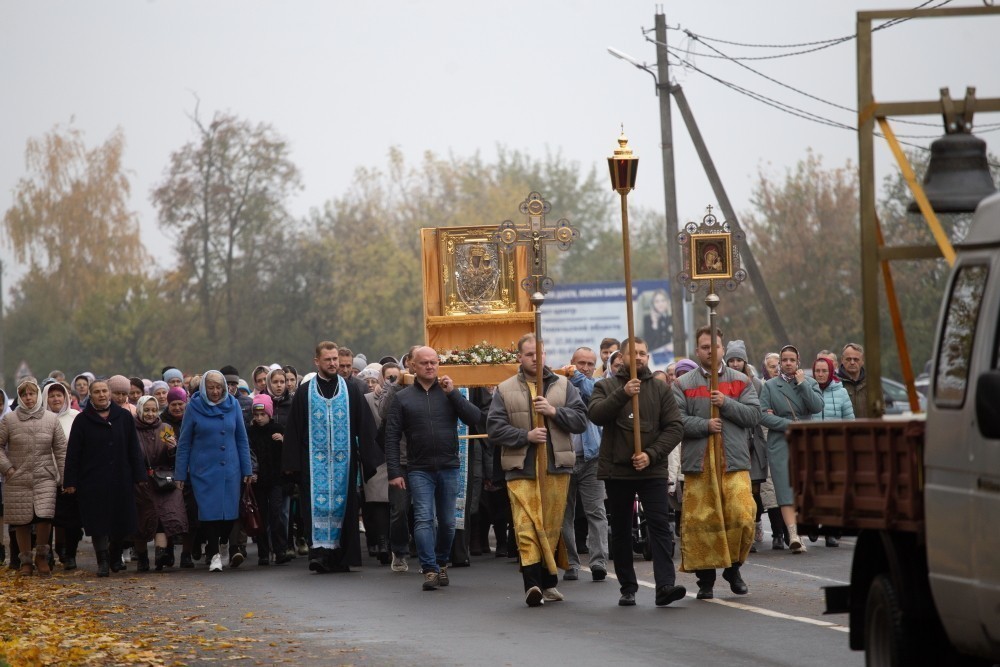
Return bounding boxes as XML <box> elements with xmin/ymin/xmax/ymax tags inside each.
<box><xmin>882</xmin><ymin>377</ymin><xmax>927</xmax><ymax>414</ymax></box>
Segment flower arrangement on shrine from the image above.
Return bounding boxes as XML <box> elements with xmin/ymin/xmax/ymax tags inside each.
<box><xmin>437</xmin><ymin>341</ymin><xmax>518</xmax><ymax>365</ymax></box>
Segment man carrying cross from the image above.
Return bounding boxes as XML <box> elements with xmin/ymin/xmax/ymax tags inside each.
<box><xmin>673</xmin><ymin>326</ymin><xmax>760</xmax><ymax>599</ymax></box>
<box><xmin>487</xmin><ymin>333</ymin><xmax>588</xmax><ymax>607</ymax></box>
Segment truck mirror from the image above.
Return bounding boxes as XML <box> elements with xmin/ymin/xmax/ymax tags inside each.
<box><xmin>976</xmin><ymin>370</ymin><xmax>1000</xmax><ymax>439</ymax></box>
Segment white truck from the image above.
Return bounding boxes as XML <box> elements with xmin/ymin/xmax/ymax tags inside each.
<box><xmin>788</xmin><ymin>191</ymin><xmax>1000</xmax><ymax>666</ymax></box>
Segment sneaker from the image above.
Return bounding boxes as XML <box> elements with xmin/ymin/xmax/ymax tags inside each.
<box><xmin>655</xmin><ymin>584</ymin><xmax>687</xmax><ymax>607</ymax></box>
<box><xmin>772</xmin><ymin>536</ymin><xmax>785</xmax><ymax>550</ymax></box>
<box><xmin>209</xmin><ymin>554</ymin><xmax>223</xmax><ymax>572</ymax></box>
<box><xmin>563</xmin><ymin>568</ymin><xmax>579</xmax><ymax>581</ymax></box>
<box><xmin>296</xmin><ymin>539</ymin><xmax>309</xmax><ymax>556</ymax></box>
<box><xmin>258</xmin><ymin>558</ymin><xmax>270</xmax><ymax>566</ymax></box>
<box><xmin>229</xmin><ymin>552</ymin><xmax>245</xmax><ymax>568</ymax></box>
<box><xmin>542</xmin><ymin>587</ymin><xmax>564</xmax><ymax>602</ymax></box>
<box><xmin>591</xmin><ymin>564</ymin><xmax>607</xmax><ymax>582</ymax></box>
<box><xmin>525</xmin><ymin>586</ymin><xmax>544</xmax><ymax>607</ymax></box>
<box><xmin>825</xmin><ymin>536</ymin><xmax>840</xmax><ymax>548</ymax></box>
<box><xmin>422</xmin><ymin>571</ymin><xmax>440</xmax><ymax>591</ymax></box>
<box><xmin>618</xmin><ymin>591</ymin><xmax>636</xmax><ymax>606</ymax></box>
<box><xmin>438</xmin><ymin>566</ymin><xmax>449</xmax><ymax>587</ymax></box>
<box><xmin>791</xmin><ymin>541</ymin><xmax>807</xmax><ymax>554</ymax></box>
<box><xmin>391</xmin><ymin>553</ymin><xmax>408</xmax><ymax>572</ymax></box>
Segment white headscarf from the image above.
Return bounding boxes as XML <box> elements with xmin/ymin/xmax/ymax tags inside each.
<box><xmin>136</xmin><ymin>395</ymin><xmax>161</xmax><ymax>424</ymax></box>
<box><xmin>16</xmin><ymin>377</ymin><xmax>44</xmax><ymax>416</ymax></box>
<box><xmin>199</xmin><ymin>370</ymin><xmax>228</xmax><ymax>406</ymax></box>
<box><xmin>41</xmin><ymin>382</ymin><xmax>71</xmax><ymax>417</ymax></box>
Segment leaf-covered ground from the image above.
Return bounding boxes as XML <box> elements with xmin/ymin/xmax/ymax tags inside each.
<box><xmin>0</xmin><ymin>563</ymin><xmax>359</xmax><ymax>666</ymax></box>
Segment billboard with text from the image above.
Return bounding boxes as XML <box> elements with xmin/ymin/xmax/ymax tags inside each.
<box><xmin>539</xmin><ymin>279</ymin><xmax>674</xmax><ymax>369</ymax></box>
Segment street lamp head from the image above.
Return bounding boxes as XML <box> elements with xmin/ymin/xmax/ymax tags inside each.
<box><xmin>607</xmin><ymin>47</ymin><xmax>642</xmax><ymax>67</ymax></box>
<box><xmin>608</xmin><ymin>129</ymin><xmax>639</xmax><ymax>194</ymax></box>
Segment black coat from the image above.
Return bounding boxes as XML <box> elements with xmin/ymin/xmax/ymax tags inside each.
<box><xmin>248</xmin><ymin>420</ymin><xmax>286</xmax><ymax>488</ymax></box>
<box><xmin>384</xmin><ymin>379</ymin><xmax>485</xmax><ymax>479</ymax></box>
<box><xmin>64</xmin><ymin>402</ymin><xmax>146</xmax><ymax>539</ymax></box>
<box><xmin>281</xmin><ymin>375</ymin><xmax>382</xmax><ymax>567</ymax></box>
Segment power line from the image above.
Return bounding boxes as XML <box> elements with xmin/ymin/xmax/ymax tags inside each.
<box><xmin>665</xmin><ymin>48</ymin><xmax>945</xmax><ymax>138</ymax></box>
<box><xmin>670</xmin><ymin>28</ymin><xmax>989</xmax><ymax>130</ymax></box>
<box><xmin>664</xmin><ymin>48</ymin><xmax>1000</xmax><ymax>169</ymax></box>
<box><xmin>672</xmin><ymin>0</ymin><xmax>948</xmax><ymax>55</ymax></box>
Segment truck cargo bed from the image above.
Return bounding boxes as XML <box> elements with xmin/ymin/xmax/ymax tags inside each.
<box><xmin>788</xmin><ymin>419</ymin><xmax>925</xmax><ymax>534</ymax></box>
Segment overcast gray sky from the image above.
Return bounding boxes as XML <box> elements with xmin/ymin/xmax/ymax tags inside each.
<box><xmin>2</xmin><ymin>1</ymin><xmax>997</xmax><ymax>285</ymax></box>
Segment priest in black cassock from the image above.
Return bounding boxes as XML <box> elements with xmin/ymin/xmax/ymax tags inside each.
<box><xmin>282</xmin><ymin>341</ymin><xmax>382</xmax><ymax>573</ymax></box>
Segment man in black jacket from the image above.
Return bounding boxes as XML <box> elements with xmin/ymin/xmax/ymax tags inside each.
<box><xmin>589</xmin><ymin>337</ymin><xmax>687</xmax><ymax>608</ymax></box>
<box><xmin>385</xmin><ymin>346</ymin><xmax>484</xmax><ymax>592</ymax></box>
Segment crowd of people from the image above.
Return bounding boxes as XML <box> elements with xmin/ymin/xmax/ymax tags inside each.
<box><xmin>0</xmin><ymin>334</ymin><xmax>869</xmax><ymax>607</ymax></box>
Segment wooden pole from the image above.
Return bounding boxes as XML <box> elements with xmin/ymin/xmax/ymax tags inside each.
<box><xmin>706</xmin><ymin>285</ymin><xmax>724</xmax><ymax>479</ymax></box>
<box><xmin>530</xmin><ymin>291</ymin><xmax>546</xmax><ymax>429</ymax></box>
<box><xmin>619</xmin><ymin>192</ymin><xmax>642</xmax><ymax>456</ymax></box>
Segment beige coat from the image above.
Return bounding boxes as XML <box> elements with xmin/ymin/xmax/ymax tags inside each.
<box><xmin>0</xmin><ymin>408</ymin><xmax>68</xmax><ymax>525</ymax></box>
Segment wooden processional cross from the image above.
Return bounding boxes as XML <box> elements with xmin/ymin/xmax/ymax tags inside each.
<box><xmin>495</xmin><ymin>192</ymin><xmax>580</xmax><ymax>424</ymax></box>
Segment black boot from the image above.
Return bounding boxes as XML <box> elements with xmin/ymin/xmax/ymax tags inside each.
<box><xmin>64</xmin><ymin>542</ymin><xmax>78</xmax><ymax>571</ymax></box>
<box><xmin>0</xmin><ymin>543</ymin><xmax>6</xmax><ymax>565</ymax></box>
<box><xmin>155</xmin><ymin>547</ymin><xmax>168</xmax><ymax>571</ymax></box>
<box><xmin>109</xmin><ymin>545</ymin><xmax>125</xmax><ymax>573</ymax></box>
<box><xmin>768</xmin><ymin>509</ymin><xmax>787</xmax><ymax>549</ymax></box>
<box><xmin>165</xmin><ymin>545</ymin><xmax>175</xmax><ymax>568</ymax></box>
<box><xmin>377</xmin><ymin>535</ymin><xmax>391</xmax><ymax>566</ymax></box>
<box><xmin>96</xmin><ymin>550</ymin><xmax>110</xmax><ymax>577</ymax></box>
<box><xmin>136</xmin><ymin>550</ymin><xmax>150</xmax><ymax>572</ymax></box>
<box><xmin>8</xmin><ymin>530</ymin><xmax>19</xmax><ymax>570</ymax></box>
<box><xmin>722</xmin><ymin>565</ymin><xmax>748</xmax><ymax>595</ymax></box>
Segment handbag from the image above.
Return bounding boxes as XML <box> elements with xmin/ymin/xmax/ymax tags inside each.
<box><xmin>150</xmin><ymin>470</ymin><xmax>177</xmax><ymax>493</ymax></box>
<box><xmin>143</xmin><ymin>447</ymin><xmax>176</xmax><ymax>493</ymax></box>
<box><xmin>240</xmin><ymin>481</ymin><xmax>263</xmax><ymax>537</ymax></box>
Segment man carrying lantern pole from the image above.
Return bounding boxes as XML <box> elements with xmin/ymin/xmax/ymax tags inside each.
<box><xmin>588</xmin><ymin>131</ymin><xmax>687</xmax><ymax>608</ymax></box>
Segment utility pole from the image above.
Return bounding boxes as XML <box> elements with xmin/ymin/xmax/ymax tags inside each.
<box><xmin>671</xmin><ymin>85</ymin><xmax>790</xmax><ymax>347</ymax></box>
<box><xmin>654</xmin><ymin>12</ymin><xmax>687</xmax><ymax>359</ymax></box>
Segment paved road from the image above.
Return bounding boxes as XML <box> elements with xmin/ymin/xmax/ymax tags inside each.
<box><xmin>127</xmin><ymin>525</ymin><xmax>863</xmax><ymax>666</ymax></box>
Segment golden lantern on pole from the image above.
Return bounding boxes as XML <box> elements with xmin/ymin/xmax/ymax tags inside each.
<box><xmin>607</xmin><ymin>129</ymin><xmax>642</xmax><ymax>455</ymax></box>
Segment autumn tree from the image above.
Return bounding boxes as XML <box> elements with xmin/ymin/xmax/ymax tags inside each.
<box><xmin>275</xmin><ymin>147</ymin><xmax>620</xmax><ymax>361</ymax></box>
<box><xmin>151</xmin><ymin>110</ymin><xmax>301</xmax><ymax>361</ymax></box>
<box><xmin>719</xmin><ymin>151</ymin><xmax>861</xmax><ymax>366</ymax></box>
<box><xmin>3</xmin><ymin>124</ymin><xmax>147</xmax><ymax>310</ymax></box>
<box><xmin>1</xmin><ymin>124</ymin><xmax>149</xmax><ymax>377</ymax></box>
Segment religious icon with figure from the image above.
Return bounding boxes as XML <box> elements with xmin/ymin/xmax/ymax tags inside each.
<box><xmin>439</xmin><ymin>226</ymin><xmax>518</xmax><ymax>315</ymax></box>
<box><xmin>690</xmin><ymin>233</ymin><xmax>732</xmax><ymax>281</ymax></box>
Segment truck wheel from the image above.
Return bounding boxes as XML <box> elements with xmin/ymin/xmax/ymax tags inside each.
<box><xmin>865</xmin><ymin>574</ymin><xmax>910</xmax><ymax>667</ymax></box>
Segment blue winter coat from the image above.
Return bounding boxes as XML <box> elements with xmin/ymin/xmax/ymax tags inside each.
<box><xmin>174</xmin><ymin>391</ymin><xmax>252</xmax><ymax>521</ymax></box>
<box><xmin>813</xmin><ymin>381</ymin><xmax>856</xmax><ymax>421</ymax></box>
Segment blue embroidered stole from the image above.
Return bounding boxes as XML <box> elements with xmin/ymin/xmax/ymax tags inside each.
<box><xmin>307</xmin><ymin>375</ymin><xmax>351</xmax><ymax>549</ymax></box>
<box><xmin>454</xmin><ymin>387</ymin><xmax>470</xmax><ymax>530</ymax></box>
